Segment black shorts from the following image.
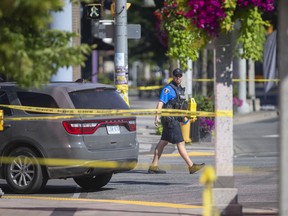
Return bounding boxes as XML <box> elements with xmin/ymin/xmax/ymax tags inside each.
<box><xmin>161</xmin><ymin>119</ymin><xmax>184</xmax><ymax>144</ymax></box>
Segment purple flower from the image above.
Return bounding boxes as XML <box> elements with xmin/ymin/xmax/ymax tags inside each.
<box><xmin>186</xmin><ymin>0</ymin><xmax>227</xmax><ymax>36</ymax></box>
<box><xmin>233</xmin><ymin>97</ymin><xmax>243</xmax><ymax>107</ymax></box>
<box><xmin>236</xmin><ymin>0</ymin><xmax>275</xmax><ymax>12</ymax></box>
<box><xmin>199</xmin><ymin>117</ymin><xmax>215</xmax><ymax>133</ymax></box>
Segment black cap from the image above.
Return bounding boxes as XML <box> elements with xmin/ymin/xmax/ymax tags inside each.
<box><xmin>173</xmin><ymin>68</ymin><xmax>183</xmax><ymax>76</ymax></box>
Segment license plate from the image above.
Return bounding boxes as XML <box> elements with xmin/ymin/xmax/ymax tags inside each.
<box><xmin>106</xmin><ymin>125</ymin><xmax>120</xmax><ymax>134</ymax></box>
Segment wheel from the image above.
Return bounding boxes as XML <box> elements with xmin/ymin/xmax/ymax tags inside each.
<box><xmin>73</xmin><ymin>173</ymin><xmax>113</xmax><ymax>190</ymax></box>
<box><xmin>5</xmin><ymin>147</ymin><xmax>48</xmax><ymax>194</ymax></box>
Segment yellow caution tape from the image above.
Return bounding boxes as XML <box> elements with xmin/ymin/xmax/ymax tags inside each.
<box><xmin>232</xmin><ymin>78</ymin><xmax>280</xmax><ymax>82</ymax></box>
<box><xmin>5</xmin><ymin>115</ymin><xmax>76</xmax><ymax>121</ymax></box>
<box><xmin>0</xmin><ymin>110</ymin><xmax>3</xmax><ymax>131</ymax></box>
<box><xmin>116</xmin><ymin>84</ymin><xmax>129</xmax><ymax>106</ymax></box>
<box><xmin>193</xmin><ymin>79</ymin><xmax>214</xmax><ymax>82</ymax></box>
<box><xmin>128</xmin><ymin>78</ymin><xmax>280</xmax><ymax>92</ymax></box>
<box><xmin>0</xmin><ymin>104</ymin><xmax>234</xmax><ymax>120</ymax></box>
<box><xmin>137</xmin><ymin>85</ymin><xmax>163</xmax><ymax>90</ymax></box>
<box><xmin>200</xmin><ymin>166</ymin><xmax>219</xmax><ymax>216</ymax></box>
<box><xmin>0</xmin><ymin>156</ymin><xmax>136</xmax><ymax>169</ymax></box>
<box><xmin>215</xmin><ymin>110</ymin><xmax>233</xmax><ymax>117</ymax></box>
<box><xmin>0</xmin><ymin>156</ymin><xmax>211</xmax><ymax>171</ymax></box>
<box><xmin>0</xmin><ymin>104</ymin><xmax>192</xmax><ymax>116</ymax></box>
<box><xmin>191</xmin><ymin>78</ymin><xmax>280</xmax><ymax>82</ymax></box>
<box><xmin>116</xmin><ymin>84</ymin><xmax>128</xmax><ymax>91</ymax></box>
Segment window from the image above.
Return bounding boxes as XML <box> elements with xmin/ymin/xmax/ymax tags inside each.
<box><xmin>69</xmin><ymin>89</ymin><xmax>129</xmax><ymax>109</ymax></box>
<box><xmin>17</xmin><ymin>92</ymin><xmax>59</xmax><ymax>114</ymax></box>
<box><xmin>0</xmin><ymin>91</ymin><xmax>12</xmax><ymax>116</ymax></box>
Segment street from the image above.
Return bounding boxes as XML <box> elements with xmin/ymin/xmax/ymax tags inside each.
<box><xmin>0</xmin><ymin>96</ymin><xmax>279</xmax><ymax>215</ymax></box>
<box><xmin>234</xmin><ymin>117</ymin><xmax>278</xmax><ymax>157</ymax></box>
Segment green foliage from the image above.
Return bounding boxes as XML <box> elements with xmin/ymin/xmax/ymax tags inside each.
<box><xmin>97</xmin><ymin>73</ymin><xmax>114</xmax><ymax>85</ymax></box>
<box><xmin>236</xmin><ymin>7</ymin><xmax>268</xmax><ymax>61</ymax></box>
<box><xmin>0</xmin><ymin>0</ymin><xmax>92</xmax><ymax>88</ymax></box>
<box><xmin>164</xmin><ymin>13</ymin><xmax>207</xmax><ymax>69</ymax></box>
<box><xmin>194</xmin><ymin>95</ymin><xmax>214</xmax><ymax>112</ymax></box>
<box><xmin>220</xmin><ymin>1</ymin><xmax>269</xmax><ymax>61</ymax></box>
<box><xmin>220</xmin><ymin>0</ymin><xmax>237</xmax><ymax>32</ymax></box>
<box><xmin>161</xmin><ymin>0</ymin><xmax>208</xmax><ymax>69</ymax></box>
<box><xmin>158</xmin><ymin>0</ymin><xmax>273</xmax><ymax>64</ymax></box>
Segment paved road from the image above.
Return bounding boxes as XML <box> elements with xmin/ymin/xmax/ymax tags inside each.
<box><xmin>0</xmin><ymin>96</ymin><xmax>279</xmax><ymax>216</ymax></box>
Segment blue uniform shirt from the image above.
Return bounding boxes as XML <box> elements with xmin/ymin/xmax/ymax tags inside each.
<box><xmin>159</xmin><ymin>84</ymin><xmax>177</xmax><ymax>104</ymax></box>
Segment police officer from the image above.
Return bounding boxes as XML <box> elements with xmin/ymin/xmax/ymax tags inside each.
<box><xmin>148</xmin><ymin>68</ymin><xmax>205</xmax><ymax>174</ymax></box>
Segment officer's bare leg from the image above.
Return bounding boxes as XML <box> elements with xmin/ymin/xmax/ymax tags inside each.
<box><xmin>151</xmin><ymin>140</ymin><xmax>168</xmax><ymax>166</ymax></box>
<box><xmin>176</xmin><ymin>141</ymin><xmax>193</xmax><ymax>167</ymax></box>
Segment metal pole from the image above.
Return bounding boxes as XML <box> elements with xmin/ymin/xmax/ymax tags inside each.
<box><xmin>92</xmin><ymin>50</ymin><xmax>98</xmax><ymax>83</ymax></box>
<box><xmin>114</xmin><ymin>0</ymin><xmax>129</xmax><ymax>105</ymax></box>
<box><xmin>201</xmin><ymin>49</ymin><xmax>208</xmax><ymax>96</ymax></box>
<box><xmin>184</xmin><ymin>59</ymin><xmax>193</xmax><ymax>98</ymax></box>
<box><xmin>237</xmin><ymin>49</ymin><xmax>250</xmax><ymax>114</ymax></box>
<box><xmin>248</xmin><ymin>59</ymin><xmax>256</xmax><ymax>111</ymax></box>
<box><xmin>278</xmin><ymin>0</ymin><xmax>288</xmax><ymax>214</ymax></box>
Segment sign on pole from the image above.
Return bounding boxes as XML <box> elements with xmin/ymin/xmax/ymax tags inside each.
<box><xmin>92</xmin><ymin>22</ymin><xmax>141</xmax><ymax>39</ymax></box>
<box><xmin>85</xmin><ymin>4</ymin><xmax>102</xmax><ymax>20</ymax></box>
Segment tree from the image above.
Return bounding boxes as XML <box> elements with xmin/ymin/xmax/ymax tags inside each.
<box><xmin>0</xmin><ymin>0</ymin><xmax>91</xmax><ymax>87</ymax></box>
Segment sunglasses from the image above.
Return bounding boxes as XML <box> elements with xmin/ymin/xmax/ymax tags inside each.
<box><xmin>174</xmin><ymin>74</ymin><xmax>182</xmax><ymax>78</ymax></box>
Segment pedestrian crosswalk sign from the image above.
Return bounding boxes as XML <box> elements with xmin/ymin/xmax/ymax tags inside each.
<box><xmin>85</xmin><ymin>4</ymin><xmax>102</xmax><ymax>19</ymax></box>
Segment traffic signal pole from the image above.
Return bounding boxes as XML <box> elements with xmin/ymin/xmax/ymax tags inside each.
<box><xmin>114</xmin><ymin>0</ymin><xmax>129</xmax><ymax>105</ymax></box>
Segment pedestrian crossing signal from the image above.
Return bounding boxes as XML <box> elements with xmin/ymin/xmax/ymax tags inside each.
<box><xmin>85</xmin><ymin>4</ymin><xmax>102</xmax><ymax>19</ymax></box>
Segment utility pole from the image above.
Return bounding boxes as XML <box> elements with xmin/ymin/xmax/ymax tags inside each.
<box><xmin>278</xmin><ymin>0</ymin><xmax>288</xmax><ymax>214</ymax></box>
<box><xmin>114</xmin><ymin>0</ymin><xmax>129</xmax><ymax>105</ymax></box>
<box><xmin>91</xmin><ymin>1</ymin><xmax>139</xmax><ymax>103</ymax></box>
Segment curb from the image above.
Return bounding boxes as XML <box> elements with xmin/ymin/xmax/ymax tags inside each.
<box><xmin>233</xmin><ymin>111</ymin><xmax>278</xmax><ymax>125</ymax></box>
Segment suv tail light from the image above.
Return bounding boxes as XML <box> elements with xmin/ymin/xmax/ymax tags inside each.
<box><xmin>127</xmin><ymin>120</ymin><xmax>136</xmax><ymax>131</ymax></box>
<box><xmin>63</xmin><ymin>118</ymin><xmax>136</xmax><ymax>135</ymax></box>
<box><xmin>63</xmin><ymin>122</ymin><xmax>99</xmax><ymax>134</ymax></box>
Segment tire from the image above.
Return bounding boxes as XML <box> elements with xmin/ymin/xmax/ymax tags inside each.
<box><xmin>73</xmin><ymin>173</ymin><xmax>113</xmax><ymax>190</ymax></box>
<box><xmin>5</xmin><ymin>147</ymin><xmax>48</xmax><ymax>194</ymax></box>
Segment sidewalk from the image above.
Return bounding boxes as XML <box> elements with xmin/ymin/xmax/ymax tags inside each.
<box><xmin>0</xmin><ymin>195</ymin><xmax>204</xmax><ymax>216</ymax></box>
<box><xmin>0</xmin><ymin>100</ymin><xmax>279</xmax><ymax>216</ymax></box>
<box><xmin>137</xmin><ymin>106</ymin><xmax>278</xmax><ymax>155</ymax></box>
<box><xmin>0</xmin><ymin>195</ymin><xmax>278</xmax><ymax>216</ymax></box>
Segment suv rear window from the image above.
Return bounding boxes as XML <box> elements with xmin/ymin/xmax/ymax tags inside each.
<box><xmin>69</xmin><ymin>89</ymin><xmax>129</xmax><ymax>109</ymax></box>
<box><xmin>17</xmin><ymin>92</ymin><xmax>59</xmax><ymax>114</ymax></box>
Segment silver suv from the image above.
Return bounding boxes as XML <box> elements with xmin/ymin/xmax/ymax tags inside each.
<box><xmin>0</xmin><ymin>82</ymin><xmax>139</xmax><ymax>193</ymax></box>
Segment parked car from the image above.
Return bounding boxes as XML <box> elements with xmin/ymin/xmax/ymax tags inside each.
<box><xmin>0</xmin><ymin>82</ymin><xmax>139</xmax><ymax>193</ymax></box>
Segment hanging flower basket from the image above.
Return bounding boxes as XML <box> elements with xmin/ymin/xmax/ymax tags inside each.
<box><xmin>155</xmin><ymin>0</ymin><xmax>275</xmax><ymax>68</ymax></box>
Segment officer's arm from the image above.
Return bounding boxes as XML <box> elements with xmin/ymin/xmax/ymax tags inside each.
<box><xmin>154</xmin><ymin>101</ymin><xmax>164</xmax><ymax>127</ymax></box>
